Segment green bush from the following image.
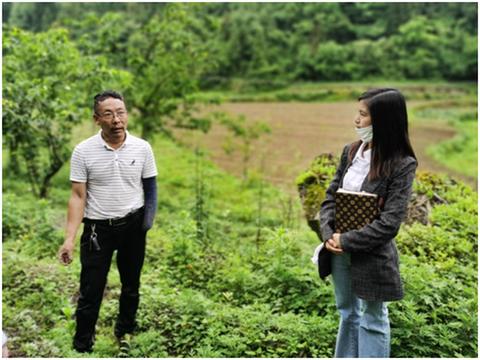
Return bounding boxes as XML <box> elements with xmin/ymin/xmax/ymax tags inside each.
<box><xmin>137</xmin><ymin>286</ymin><xmax>338</xmax><ymax>357</ymax></box>
<box><xmin>391</xmin><ymin>255</ymin><xmax>477</xmax><ymax>357</ymax></box>
<box><xmin>2</xmin><ymin>192</ymin><xmax>63</xmax><ymax>257</ymax></box>
<box><xmin>2</xmin><ymin>135</ymin><xmax>477</xmax><ymax>357</ymax></box>
<box><xmin>2</xmin><ymin>254</ymin><xmax>77</xmax><ymax>357</ymax></box>
<box><xmin>205</xmin><ymin>227</ymin><xmax>336</xmax><ymax>315</ymax></box>
<box><xmin>392</xmin><ymin>172</ymin><xmax>477</xmax><ymax>357</ymax></box>
<box><xmin>296</xmin><ymin>153</ymin><xmax>337</xmax><ymax>220</ymax></box>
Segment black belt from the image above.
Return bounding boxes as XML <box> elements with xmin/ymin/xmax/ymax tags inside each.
<box><xmin>83</xmin><ymin>207</ymin><xmax>144</xmax><ymax>227</ymax></box>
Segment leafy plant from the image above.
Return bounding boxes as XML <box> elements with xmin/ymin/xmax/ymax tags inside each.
<box><xmin>296</xmin><ymin>153</ymin><xmax>337</xmax><ymax>221</ymax></box>
<box><xmin>2</xmin><ymin>26</ymin><xmax>130</xmax><ymax>197</ymax></box>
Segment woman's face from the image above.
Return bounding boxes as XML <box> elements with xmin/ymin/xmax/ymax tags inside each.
<box><xmin>354</xmin><ymin>100</ymin><xmax>372</xmax><ymax>128</ymax></box>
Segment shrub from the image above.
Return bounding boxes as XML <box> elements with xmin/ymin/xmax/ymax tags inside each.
<box><xmin>391</xmin><ymin>255</ymin><xmax>477</xmax><ymax>357</ymax></box>
<box><xmin>296</xmin><ymin>153</ymin><xmax>337</xmax><ymax>220</ymax></box>
<box><xmin>2</xmin><ymin>192</ymin><xmax>63</xmax><ymax>258</ymax></box>
<box><xmin>2</xmin><ymin>254</ymin><xmax>77</xmax><ymax>357</ymax></box>
<box><xmin>2</xmin><ymin>134</ymin><xmax>477</xmax><ymax>357</ymax></box>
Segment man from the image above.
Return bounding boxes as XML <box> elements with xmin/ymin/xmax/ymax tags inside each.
<box><xmin>58</xmin><ymin>90</ymin><xmax>157</xmax><ymax>353</ymax></box>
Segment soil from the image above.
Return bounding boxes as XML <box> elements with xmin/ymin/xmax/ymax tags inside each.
<box><xmin>178</xmin><ymin>101</ymin><xmax>475</xmax><ymax>191</ymax></box>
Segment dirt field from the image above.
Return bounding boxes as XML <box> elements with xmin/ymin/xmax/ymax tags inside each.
<box><xmin>178</xmin><ymin>101</ymin><xmax>474</xmax><ymax>191</ymax></box>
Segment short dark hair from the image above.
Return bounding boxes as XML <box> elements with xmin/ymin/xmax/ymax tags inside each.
<box><xmin>358</xmin><ymin>88</ymin><xmax>417</xmax><ymax>180</ymax></box>
<box><xmin>93</xmin><ymin>90</ymin><xmax>125</xmax><ymax>113</ymax></box>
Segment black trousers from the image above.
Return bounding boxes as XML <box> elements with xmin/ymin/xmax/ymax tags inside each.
<box><xmin>73</xmin><ymin>210</ymin><xmax>146</xmax><ymax>351</ymax></box>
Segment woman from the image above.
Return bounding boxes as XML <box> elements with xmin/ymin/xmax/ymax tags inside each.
<box><xmin>319</xmin><ymin>88</ymin><xmax>417</xmax><ymax>358</ymax></box>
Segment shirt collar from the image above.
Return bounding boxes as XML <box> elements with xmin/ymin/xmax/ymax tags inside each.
<box><xmin>355</xmin><ymin>141</ymin><xmax>371</xmax><ymax>160</ymax></box>
<box><xmin>97</xmin><ymin>130</ymin><xmax>131</xmax><ymax>151</ymax></box>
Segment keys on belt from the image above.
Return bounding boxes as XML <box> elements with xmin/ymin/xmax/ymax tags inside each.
<box><xmin>89</xmin><ymin>224</ymin><xmax>101</xmax><ymax>251</ymax></box>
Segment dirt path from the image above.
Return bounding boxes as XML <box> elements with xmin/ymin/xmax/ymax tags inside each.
<box><xmin>181</xmin><ymin>101</ymin><xmax>475</xmax><ymax>191</ymax></box>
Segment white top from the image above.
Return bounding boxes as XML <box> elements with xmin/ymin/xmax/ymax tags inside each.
<box><xmin>341</xmin><ymin>141</ymin><xmax>371</xmax><ymax>192</ymax></box>
<box><xmin>70</xmin><ymin>131</ymin><xmax>158</xmax><ymax>220</ymax></box>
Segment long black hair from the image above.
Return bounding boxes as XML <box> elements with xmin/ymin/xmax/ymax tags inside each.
<box><xmin>357</xmin><ymin>88</ymin><xmax>417</xmax><ymax>180</ymax></box>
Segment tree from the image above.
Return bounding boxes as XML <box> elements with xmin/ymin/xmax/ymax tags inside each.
<box><xmin>125</xmin><ymin>3</ymin><xmax>214</xmax><ymax>139</ymax></box>
<box><xmin>2</xmin><ymin>26</ymin><xmax>131</xmax><ymax>197</ymax></box>
<box><xmin>58</xmin><ymin>11</ymin><xmax>138</xmax><ymax>70</ymax></box>
<box><xmin>7</xmin><ymin>3</ymin><xmax>59</xmax><ymax>32</ymax></box>
<box><xmin>310</xmin><ymin>41</ymin><xmax>357</xmax><ymax>81</ymax></box>
<box><xmin>4</xmin><ymin>2</ymin><xmax>477</xmax><ymax>86</ymax></box>
<box><xmin>63</xmin><ymin>4</ymin><xmax>216</xmax><ymax>140</ymax></box>
<box><xmin>51</xmin><ymin>4</ymin><xmax>219</xmax><ymax>140</ymax></box>
<box><xmin>389</xmin><ymin>16</ymin><xmax>443</xmax><ymax>79</ymax></box>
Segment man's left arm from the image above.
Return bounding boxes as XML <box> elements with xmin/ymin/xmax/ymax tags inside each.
<box><xmin>142</xmin><ymin>177</ymin><xmax>157</xmax><ymax>231</ymax></box>
<box><xmin>141</xmin><ymin>142</ymin><xmax>158</xmax><ymax>231</ymax></box>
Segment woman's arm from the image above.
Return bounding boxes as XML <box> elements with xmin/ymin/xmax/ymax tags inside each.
<box><xmin>319</xmin><ymin>145</ymin><xmax>350</xmax><ymax>242</ymax></box>
<box><xmin>340</xmin><ymin>157</ymin><xmax>417</xmax><ymax>252</ymax></box>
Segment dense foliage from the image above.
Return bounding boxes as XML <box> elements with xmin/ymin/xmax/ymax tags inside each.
<box><xmin>3</xmin><ymin>2</ymin><xmax>477</xmax><ymax>85</ymax></box>
<box><xmin>2</xmin><ymin>26</ymin><xmax>130</xmax><ymax>197</ymax></box>
<box><xmin>2</xmin><ymin>134</ymin><xmax>477</xmax><ymax>357</ymax></box>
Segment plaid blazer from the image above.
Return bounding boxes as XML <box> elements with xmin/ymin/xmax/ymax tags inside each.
<box><xmin>319</xmin><ymin>142</ymin><xmax>417</xmax><ymax>301</ymax></box>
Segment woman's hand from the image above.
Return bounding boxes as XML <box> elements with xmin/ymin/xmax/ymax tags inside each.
<box><xmin>325</xmin><ymin>233</ymin><xmax>344</xmax><ymax>255</ymax></box>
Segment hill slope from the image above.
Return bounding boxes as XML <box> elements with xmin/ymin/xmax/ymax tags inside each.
<box><xmin>2</xmin><ymin>135</ymin><xmax>477</xmax><ymax>357</ymax></box>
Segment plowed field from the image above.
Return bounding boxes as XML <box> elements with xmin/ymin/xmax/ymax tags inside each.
<box><xmin>178</xmin><ymin>101</ymin><xmax>474</xmax><ymax>190</ymax></box>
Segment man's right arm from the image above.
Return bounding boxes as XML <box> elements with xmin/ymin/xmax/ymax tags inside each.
<box><xmin>58</xmin><ymin>182</ymin><xmax>86</xmax><ymax>265</ymax></box>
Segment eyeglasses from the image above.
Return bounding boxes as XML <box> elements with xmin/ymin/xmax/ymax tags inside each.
<box><xmin>96</xmin><ymin>110</ymin><xmax>127</xmax><ymax>121</ymax></box>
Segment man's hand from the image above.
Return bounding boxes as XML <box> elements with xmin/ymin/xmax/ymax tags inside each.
<box><xmin>58</xmin><ymin>241</ymin><xmax>74</xmax><ymax>265</ymax></box>
<box><xmin>60</xmin><ymin>181</ymin><xmax>86</xmax><ymax>265</ymax></box>
<box><xmin>325</xmin><ymin>233</ymin><xmax>344</xmax><ymax>255</ymax></box>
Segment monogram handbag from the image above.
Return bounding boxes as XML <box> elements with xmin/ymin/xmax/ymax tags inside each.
<box><xmin>335</xmin><ymin>189</ymin><xmax>379</xmax><ymax>233</ymax></box>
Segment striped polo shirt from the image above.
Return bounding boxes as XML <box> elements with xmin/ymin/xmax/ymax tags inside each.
<box><xmin>70</xmin><ymin>130</ymin><xmax>158</xmax><ymax>220</ymax></box>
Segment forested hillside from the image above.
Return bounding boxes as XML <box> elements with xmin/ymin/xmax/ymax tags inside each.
<box><xmin>3</xmin><ymin>2</ymin><xmax>477</xmax><ymax>85</ymax></box>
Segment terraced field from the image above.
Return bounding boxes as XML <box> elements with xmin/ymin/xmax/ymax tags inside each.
<box><xmin>178</xmin><ymin>101</ymin><xmax>473</xmax><ymax>190</ymax></box>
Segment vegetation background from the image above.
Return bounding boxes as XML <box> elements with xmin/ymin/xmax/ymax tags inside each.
<box><xmin>2</xmin><ymin>2</ymin><xmax>478</xmax><ymax>358</ymax></box>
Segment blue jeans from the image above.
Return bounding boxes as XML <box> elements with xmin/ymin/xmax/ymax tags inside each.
<box><xmin>331</xmin><ymin>253</ymin><xmax>390</xmax><ymax>358</ymax></box>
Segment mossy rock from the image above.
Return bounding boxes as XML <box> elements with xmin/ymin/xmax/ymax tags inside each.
<box><xmin>296</xmin><ymin>154</ymin><xmax>337</xmax><ymax>221</ymax></box>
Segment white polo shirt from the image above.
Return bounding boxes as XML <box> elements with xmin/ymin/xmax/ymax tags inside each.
<box><xmin>70</xmin><ymin>131</ymin><xmax>158</xmax><ymax>220</ymax></box>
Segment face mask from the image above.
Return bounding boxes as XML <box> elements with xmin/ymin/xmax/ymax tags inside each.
<box><xmin>355</xmin><ymin>125</ymin><xmax>373</xmax><ymax>143</ymax></box>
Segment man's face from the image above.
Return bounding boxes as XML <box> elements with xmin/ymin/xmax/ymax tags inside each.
<box><xmin>94</xmin><ymin>97</ymin><xmax>128</xmax><ymax>140</ymax></box>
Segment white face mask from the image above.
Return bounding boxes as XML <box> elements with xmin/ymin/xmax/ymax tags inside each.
<box><xmin>355</xmin><ymin>125</ymin><xmax>373</xmax><ymax>143</ymax></box>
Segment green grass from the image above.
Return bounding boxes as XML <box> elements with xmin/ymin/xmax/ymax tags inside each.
<box><xmin>3</xmin><ymin>130</ymin><xmax>477</xmax><ymax>357</ymax></box>
<box><xmin>2</xmin><ymin>81</ymin><xmax>478</xmax><ymax>357</ymax></box>
<box><xmin>194</xmin><ymin>80</ymin><xmax>476</xmax><ymax>103</ymax></box>
<box><xmin>411</xmin><ymin>101</ymin><xmax>477</xmax><ymax>179</ymax></box>
<box><xmin>427</xmin><ymin>120</ymin><xmax>477</xmax><ymax>178</ymax></box>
